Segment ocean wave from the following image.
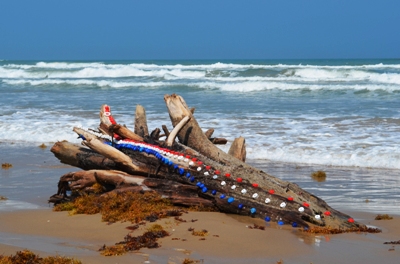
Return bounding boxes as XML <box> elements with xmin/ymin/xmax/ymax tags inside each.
<box><xmin>4</xmin><ymin>78</ymin><xmax>400</xmax><ymax>93</ymax></box>
<box><xmin>2</xmin><ymin>61</ymin><xmax>400</xmax><ymax>80</ymax></box>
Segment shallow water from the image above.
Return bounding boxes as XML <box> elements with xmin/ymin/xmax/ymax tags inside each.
<box><xmin>1</xmin><ymin>145</ymin><xmax>399</xmax><ymax>215</ymax></box>
<box><xmin>249</xmin><ymin>160</ymin><xmax>400</xmax><ymax>215</ymax></box>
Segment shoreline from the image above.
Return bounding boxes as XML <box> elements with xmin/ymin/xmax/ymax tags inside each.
<box><xmin>1</xmin><ymin>144</ymin><xmax>400</xmax><ymax>263</ymax></box>
<box><xmin>0</xmin><ymin>209</ymin><xmax>399</xmax><ymax>264</ymax></box>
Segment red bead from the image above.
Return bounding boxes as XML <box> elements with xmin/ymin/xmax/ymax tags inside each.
<box><xmin>192</xmin><ymin>158</ymin><xmax>197</xmax><ymax>162</ymax></box>
<box><xmin>348</xmin><ymin>218</ymin><xmax>354</xmax><ymax>223</ymax></box>
<box><xmin>205</xmin><ymin>165</ymin><xmax>211</xmax><ymax>170</ymax></box>
<box><xmin>324</xmin><ymin>211</ymin><xmax>331</xmax><ymax>216</ymax></box>
<box><xmin>186</xmin><ymin>155</ymin><xmax>190</xmax><ymax>159</ymax></box>
<box><xmin>197</xmin><ymin>161</ymin><xmax>203</xmax><ymax>165</ymax></box>
<box><xmin>288</xmin><ymin>197</ymin><xmax>294</xmax><ymax>201</ymax></box>
<box><xmin>179</xmin><ymin>153</ymin><xmax>184</xmax><ymax>156</ymax></box>
<box><xmin>252</xmin><ymin>183</ymin><xmax>259</xmax><ymax>188</ymax></box>
<box><xmin>215</xmin><ymin>170</ymin><xmax>220</xmax><ymax>175</ymax></box>
<box><xmin>268</xmin><ymin>189</ymin><xmax>275</xmax><ymax>194</ymax></box>
<box><xmin>109</xmin><ymin>116</ymin><xmax>117</xmax><ymax>124</ymax></box>
<box><xmin>237</xmin><ymin>178</ymin><xmax>243</xmax><ymax>183</ymax></box>
<box><xmin>303</xmin><ymin>202</ymin><xmax>309</xmax><ymax>207</ymax></box>
<box><xmin>225</xmin><ymin>173</ymin><xmax>231</xmax><ymax>177</ymax></box>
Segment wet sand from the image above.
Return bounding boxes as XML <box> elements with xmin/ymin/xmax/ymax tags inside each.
<box><xmin>1</xmin><ymin>145</ymin><xmax>400</xmax><ymax>263</ymax></box>
<box><xmin>0</xmin><ymin>209</ymin><xmax>399</xmax><ymax>264</ymax></box>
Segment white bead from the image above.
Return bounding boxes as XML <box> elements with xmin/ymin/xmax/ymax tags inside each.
<box><xmin>298</xmin><ymin>207</ymin><xmax>304</xmax><ymax>212</ymax></box>
<box><xmin>189</xmin><ymin>161</ymin><xmax>194</xmax><ymax>166</ymax></box>
<box><xmin>178</xmin><ymin>156</ymin><xmax>183</xmax><ymax>161</ymax></box>
<box><xmin>252</xmin><ymin>193</ymin><xmax>259</xmax><ymax>199</ymax></box>
<box><xmin>265</xmin><ymin>198</ymin><xmax>271</xmax><ymax>204</ymax></box>
<box><xmin>231</xmin><ymin>185</ymin><xmax>236</xmax><ymax>190</ymax></box>
<box><xmin>197</xmin><ymin>167</ymin><xmax>202</xmax><ymax>171</ymax></box>
<box><xmin>221</xmin><ymin>181</ymin><xmax>226</xmax><ymax>186</ymax></box>
<box><xmin>184</xmin><ymin>158</ymin><xmax>189</xmax><ymax>162</ymax></box>
<box><xmin>280</xmin><ymin>202</ymin><xmax>287</xmax><ymax>208</ymax></box>
<box><xmin>315</xmin><ymin>215</ymin><xmax>321</xmax><ymax>220</ymax></box>
<box><xmin>212</xmin><ymin>175</ymin><xmax>218</xmax><ymax>179</ymax></box>
<box><xmin>241</xmin><ymin>189</ymin><xmax>247</xmax><ymax>194</ymax></box>
<box><xmin>204</xmin><ymin>172</ymin><xmax>210</xmax><ymax>176</ymax></box>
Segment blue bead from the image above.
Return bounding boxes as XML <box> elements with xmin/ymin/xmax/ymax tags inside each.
<box><xmin>278</xmin><ymin>220</ymin><xmax>284</xmax><ymax>226</ymax></box>
<box><xmin>186</xmin><ymin>173</ymin><xmax>191</xmax><ymax>178</ymax></box>
<box><xmin>227</xmin><ymin>197</ymin><xmax>234</xmax><ymax>203</ymax></box>
<box><xmin>238</xmin><ymin>204</ymin><xmax>243</xmax><ymax>209</ymax></box>
<box><xmin>265</xmin><ymin>216</ymin><xmax>271</xmax><ymax>222</ymax></box>
<box><xmin>196</xmin><ymin>182</ymin><xmax>202</xmax><ymax>187</ymax></box>
<box><xmin>139</xmin><ymin>147</ymin><xmax>144</xmax><ymax>152</ymax></box>
<box><xmin>211</xmin><ymin>190</ymin><xmax>217</xmax><ymax>195</ymax></box>
<box><xmin>220</xmin><ymin>194</ymin><xmax>226</xmax><ymax>199</ymax></box>
<box><xmin>168</xmin><ymin>161</ymin><xmax>173</xmax><ymax>166</ymax></box>
<box><xmin>202</xmin><ymin>187</ymin><xmax>208</xmax><ymax>193</ymax></box>
<box><xmin>179</xmin><ymin>168</ymin><xmax>185</xmax><ymax>175</ymax></box>
<box><xmin>164</xmin><ymin>158</ymin><xmax>169</xmax><ymax>164</ymax></box>
<box><xmin>199</xmin><ymin>183</ymin><xmax>205</xmax><ymax>188</ymax></box>
<box><xmin>190</xmin><ymin>177</ymin><xmax>195</xmax><ymax>182</ymax></box>
<box><xmin>292</xmin><ymin>222</ymin><xmax>298</xmax><ymax>228</ymax></box>
<box><xmin>250</xmin><ymin>208</ymin><xmax>256</xmax><ymax>214</ymax></box>
<box><xmin>174</xmin><ymin>165</ymin><xmax>179</xmax><ymax>170</ymax></box>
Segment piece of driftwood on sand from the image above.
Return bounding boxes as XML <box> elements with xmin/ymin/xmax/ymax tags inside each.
<box><xmin>50</xmin><ymin>94</ymin><xmax>364</xmax><ymax>230</ymax></box>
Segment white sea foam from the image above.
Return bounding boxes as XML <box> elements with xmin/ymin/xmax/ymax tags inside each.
<box><xmin>1</xmin><ymin>110</ymin><xmax>399</xmax><ymax>170</ymax></box>
<box><xmin>4</xmin><ymin>77</ymin><xmax>400</xmax><ymax>92</ymax></box>
<box><xmin>0</xmin><ymin>200</ymin><xmax>41</xmax><ymax>211</ymax></box>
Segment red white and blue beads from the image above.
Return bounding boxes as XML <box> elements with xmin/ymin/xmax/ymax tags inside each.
<box><xmin>76</xmin><ymin>136</ymin><xmax>330</xmax><ymax>227</ymax></box>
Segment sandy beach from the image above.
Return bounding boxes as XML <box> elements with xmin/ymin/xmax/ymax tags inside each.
<box><xmin>0</xmin><ymin>209</ymin><xmax>399</xmax><ymax>264</ymax></box>
<box><xmin>1</xmin><ymin>145</ymin><xmax>400</xmax><ymax>263</ymax></box>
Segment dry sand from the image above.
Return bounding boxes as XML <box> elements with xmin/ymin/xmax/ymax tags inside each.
<box><xmin>0</xmin><ymin>209</ymin><xmax>399</xmax><ymax>264</ymax></box>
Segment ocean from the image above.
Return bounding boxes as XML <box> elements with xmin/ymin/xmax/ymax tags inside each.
<box><xmin>0</xmin><ymin>59</ymin><xmax>399</xmax><ymax>213</ymax></box>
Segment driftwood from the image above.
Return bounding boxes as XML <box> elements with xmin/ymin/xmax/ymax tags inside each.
<box><xmin>50</xmin><ymin>94</ymin><xmax>363</xmax><ymax>230</ymax></box>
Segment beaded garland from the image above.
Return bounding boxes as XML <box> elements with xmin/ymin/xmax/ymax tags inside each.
<box><xmin>77</xmin><ymin>134</ymin><xmax>345</xmax><ymax>227</ymax></box>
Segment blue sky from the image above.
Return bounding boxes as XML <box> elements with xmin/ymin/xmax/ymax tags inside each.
<box><xmin>1</xmin><ymin>0</ymin><xmax>399</xmax><ymax>60</ymax></box>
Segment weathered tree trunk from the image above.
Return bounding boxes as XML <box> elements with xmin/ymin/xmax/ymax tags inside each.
<box><xmin>228</xmin><ymin>137</ymin><xmax>246</xmax><ymax>162</ymax></box>
<box><xmin>50</xmin><ymin>94</ymin><xmax>363</xmax><ymax>230</ymax></box>
<box><xmin>134</xmin><ymin>104</ymin><xmax>149</xmax><ymax>138</ymax></box>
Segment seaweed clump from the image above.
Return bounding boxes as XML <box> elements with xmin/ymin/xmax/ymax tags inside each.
<box><xmin>0</xmin><ymin>195</ymin><xmax>7</xmax><ymax>201</ymax></box>
<box><xmin>375</xmin><ymin>214</ymin><xmax>393</xmax><ymax>220</ymax></box>
<box><xmin>311</xmin><ymin>170</ymin><xmax>326</xmax><ymax>182</ymax></box>
<box><xmin>384</xmin><ymin>240</ymin><xmax>400</xmax><ymax>245</ymax></box>
<box><xmin>53</xmin><ymin>191</ymin><xmax>181</xmax><ymax>223</ymax></box>
<box><xmin>99</xmin><ymin>224</ymin><xmax>169</xmax><ymax>256</ymax></box>
<box><xmin>301</xmin><ymin>226</ymin><xmax>381</xmax><ymax>234</ymax></box>
<box><xmin>1</xmin><ymin>163</ymin><xmax>12</xmax><ymax>169</ymax></box>
<box><xmin>38</xmin><ymin>143</ymin><xmax>47</xmax><ymax>149</ymax></box>
<box><xmin>190</xmin><ymin>228</ymin><xmax>209</xmax><ymax>237</ymax></box>
<box><xmin>0</xmin><ymin>249</ymin><xmax>82</xmax><ymax>264</ymax></box>
<box><xmin>182</xmin><ymin>259</ymin><xmax>201</xmax><ymax>264</ymax></box>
